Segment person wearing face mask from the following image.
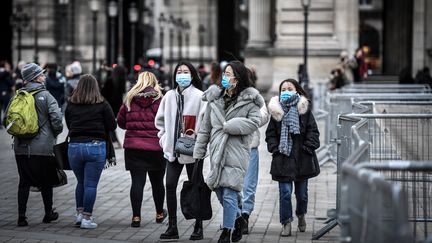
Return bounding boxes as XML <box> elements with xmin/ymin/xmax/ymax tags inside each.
<box><xmin>265</xmin><ymin>79</ymin><xmax>320</xmax><ymax>237</ymax></box>
<box><xmin>193</xmin><ymin>61</ymin><xmax>262</xmax><ymax>243</ymax></box>
<box><xmin>155</xmin><ymin>61</ymin><xmax>207</xmax><ymax>240</ymax></box>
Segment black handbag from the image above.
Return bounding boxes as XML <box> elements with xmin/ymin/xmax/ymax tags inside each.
<box><xmin>53</xmin><ymin>136</ymin><xmax>71</xmax><ymax>170</ymax></box>
<box><xmin>53</xmin><ymin>169</ymin><xmax>68</xmax><ymax>188</ymax></box>
<box><xmin>175</xmin><ymin>129</ymin><xmax>196</xmax><ymax>156</ymax></box>
<box><xmin>180</xmin><ymin>159</ymin><xmax>212</xmax><ymax>220</ymax></box>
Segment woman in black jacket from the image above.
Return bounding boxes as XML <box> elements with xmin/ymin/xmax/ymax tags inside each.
<box><xmin>65</xmin><ymin>74</ymin><xmax>117</xmax><ymax>229</ymax></box>
<box><xmin>265</xmin><ymin>78</ymin><xmax>320</xmax><ymax>237</ymax></box>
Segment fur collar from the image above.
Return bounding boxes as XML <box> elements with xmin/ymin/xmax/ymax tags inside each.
<box><xmin>268</xmin><ymin>95</ymin><xmax>309</xmax><ymax>121</ymax></box>
<box><xmin>203</xmin><ymin>84</ymin><xmax>264</xmax><ymax>108</ymax></box>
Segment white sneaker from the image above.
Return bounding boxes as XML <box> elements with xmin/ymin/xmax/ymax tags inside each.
<box><xmin>281</xmin><ymin>223</ymin><xmax>291</xmax><ymax>237</ymax></box>
<box><xmin>75</xmin><ymin>213</ymin><xmax>83</xmax><ymax>226</ymax></box>
<box><xmin>80</xmin><ymin>217</ymin><xmax>98</xmax><ymax>229</ymax></box>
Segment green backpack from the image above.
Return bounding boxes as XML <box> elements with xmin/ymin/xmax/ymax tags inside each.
<box><xmin>5</xmin><ymin>89</ymin><xmax>42</xmax><ymax>138</ymax></box>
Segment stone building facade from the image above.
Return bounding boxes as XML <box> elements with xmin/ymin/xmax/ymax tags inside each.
<box><xmin>7</xmin><ymin>0</ymin><xmax>432</xmax><ymax>92</ymax></box>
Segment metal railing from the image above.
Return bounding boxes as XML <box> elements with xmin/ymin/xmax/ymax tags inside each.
<box><xmin>339</xmin><ymin>162</ymin><xmax>414</xmax><ymax>243</ymax></box>
<box><xmin>313</xmin><ymin>92</ymin><xmax>432</xmax><ymax>240</ymax></box>
<box><xmin>335</xmin><ymin>113</ymin><xmax>432</xmax><ymax>242</ymax></box>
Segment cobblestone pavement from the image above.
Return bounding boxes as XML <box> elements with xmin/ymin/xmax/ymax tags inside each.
<box><xmin>0</xmin><ymin>122</ymin><xmax>339</xmax><ymax>242</ymax></box>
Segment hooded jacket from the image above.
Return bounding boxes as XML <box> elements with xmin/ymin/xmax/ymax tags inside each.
<box><xmin>155</xmin><ymin>85</ymin><xmax>206</xmax><ymax>164</ymax></box>
<box><xmin>193</xmin><ymin>85</ymin><xmax>262</xmax><ymax>192</ymax></box>
<box><xmin>265</xmin><ymin>95</ymin><xmax>320</xmax><ymax>182</ymax></box>
<box><xmin>117</xmin><ymin>87</ymin><xmax>162</xmax><ymax>151</ymax></box>
<box><xmin>12</xmin><ymin>81</ymin><xmax>63</xmax><ymax>156</ymax></box>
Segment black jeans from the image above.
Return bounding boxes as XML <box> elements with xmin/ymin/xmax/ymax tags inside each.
<box><xmin>166</xmin><ymin>159</ymin><xmax>201</xmax><ymax>219</ymax></box>
<box><xmin>130</xmin><ymin>169</ymin><xmax>165</xmax><ymax>217</ymax></box>
<box><xmin>15</xmin><ymin>155</ymin><xmax>55</xmax><ymax>217</ymax></box>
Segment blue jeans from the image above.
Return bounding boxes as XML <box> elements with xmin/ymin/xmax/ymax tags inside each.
<box><xmin>216</xmin><ymin>187</ymin><xmax>242</xmax><ymax>229</ymax></box>
<box><xmin>68</xmin><ymin>141</ymin><xmax>106</xmax><ymax>215</ymax></box>
<box><xmin>242</xmin><ymin>147</ymin><xmax>259</xmax><ymax>216</ymax></box>
<box><xmin>278</xmin><ymin>180</ymin><xmax>308</xmax><ymax>225</ymax></box>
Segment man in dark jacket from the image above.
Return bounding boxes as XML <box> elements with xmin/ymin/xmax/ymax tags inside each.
<box><xmin>45</xmin><ymin>63</ymin><xmax>65</xmax><ymax>112</ymax></box>
<box><xmin>9</xmin><ymin>63</ymin><xmax>63</xmax><ymax>226</ymax></box>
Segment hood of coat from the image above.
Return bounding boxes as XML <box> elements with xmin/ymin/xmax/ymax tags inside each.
<box><xmin>202</xmin><ymin>84</ymin><xmax>264</xmax><ymax>108</ymax></box>
<box><xmin>268</xmin><ymin>95</ymin><xmax>309</xmax><ymax>121</ymax></box>
<box><xmin>132</xmin><ymin>87</ymin><xmax>159</xmax><ymax>108</ymax></box>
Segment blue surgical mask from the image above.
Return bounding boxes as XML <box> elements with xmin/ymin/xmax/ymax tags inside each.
<box><xmin>221</xmin><ymin>75</ymin><xmax>235</xmax><ymax>89</ymax></box>
<box><xmin>176</xmin><ymin>73</ymin><xmax>192</xmax><ymax>87</ymax></box>
<box><xmin>280</xmin><ymin>91</ymin><xmax>296</xmax><ymax>102</ymax></box>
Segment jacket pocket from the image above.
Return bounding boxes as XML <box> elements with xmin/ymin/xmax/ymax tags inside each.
<box><xmin>298</xmin><ymin>151</ymin><xmax>320</xmax><ymax>178</ymax></box>
<box><xmin>270</xmin><ymin>152</ymin><xmax>296</xmax><ymax>180</ymax></box>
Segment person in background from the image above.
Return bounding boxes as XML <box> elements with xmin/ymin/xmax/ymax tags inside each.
<box><xmin>13</xmin><ymin>60</ymin><xmax>26</xmax><ymax>90</ymax></box>
<box><xmin>45</xmin><ymin>63</ymin><xmax>65</xmax><ymax>112</ymax></box>
<box><xmin>0</xmin><ymin>60</ymin><xmax>14</xmax><ymax>119</ymax></box>
<box><xmin>241</xmin><ymin>68</ymin><xmax>269</xmax><ymax>235</ymax></box>
<box><xmin>155</xmin><ymin>61</ymin><xmax>206</xmax><ymax>241</ymax></box>
<box><xmin>414</xmin><ymin>67</ymin><xmax>432</xmax><ymax>88</ymax></box>
<box><xmin>65</xmin><ymin>74</ymin><xmax>117</xmax><ymax>229</ymax></box>
<box><xmin>9</xmin><ymin>63</ymin><xmax>63</xmax><ymax>227</ymax></box>
<box><xmin>352</xmin><ymin>48</ymin><xmax>368</xmax><ymax>82</ymax></box>
<box><xmin>117</xmin><ymin>72</ymin><xmax>167</xmax><ymax>227</ymax></box>
<box><xmin>339</xmin><ymin>51</ymin><xmax>357</xmax><ymax>84</ymax></box>
<box><xmin>102</xmin><ymin>64</ymin><xmax>127</xmax><ymax>148</ymax></box>
<box><xmin>193</xmin><ymin>61</ymin><xmax>262</xmax><ymax>243</ymax></box>
<box><xmin>266</xmin><ymin>79</ymin><xmax>320</xmax><ymax>237</ymax></box>
<box><xmin>203</xmin><ymin>62</ymin><xmax>222</xmax><ymax>90</ymax></box>
<box><xmin>328</xmin><ymin>68</ymin><xmax>347</xmax><ymax>90</ymax></box>
<box><xmin>398</xmin><ymin>66</ymin><xmax>415</xmax><ymax>84</ymax></box>
<box><xmin>65</xmin><ymin>61</ymin><xmax>83</xmax><ymax>100</ymax></box>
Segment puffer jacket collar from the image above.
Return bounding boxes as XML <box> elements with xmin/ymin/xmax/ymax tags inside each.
<box><xmin>203</xmin><ymin>84</ymin><xmax>264</xmax><ymax>108</ymax></box>
<box><xmin>268</xmin><ymin>95</ymin><xmax>309</xmax><ymax>122</ymax></box>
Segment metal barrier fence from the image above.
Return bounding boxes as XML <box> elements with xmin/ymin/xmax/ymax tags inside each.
<box><xmin>334</xmin><ymin>113</ymin><xmax>432</xmax><ymax>242</ymax></box>
<box><xmin>344</xmin><ymin>84</ymin><xmax>431</xmax><ymax>90</ymax></box>
<box><xmin>323</xmin><ymin>93</ymin><xmax>432</xmax><ymax>162</ymax></box>
<box><xmin>339</xmin><ymin>162</ymin><xmax>413</xmax><ymax>243</ymax></box>
<box><xmin>355</xmin><ymin>161</ymin><xmax>432</xmax><ymax>242</ymax></box>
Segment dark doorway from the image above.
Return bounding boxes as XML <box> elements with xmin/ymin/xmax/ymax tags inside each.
<box><xmin>383</xmin><ymin>0</ymin><xmax>413</xmax><ymax>74</ymax></box>
<box><xmin>0</xmin><ymin>0</ymin><xmax>13</xmax><ymax>64</ymax></box>
<box><xmin>218</xmin><ymin>0</ymin><xmax>242</xmax><ymax>62</ymax></box>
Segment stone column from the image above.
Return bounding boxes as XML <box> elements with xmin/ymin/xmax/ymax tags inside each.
<box><xmin>248</xmin><ymin>0</ymin><xmax>271</xmax><ymax>48</ymax></box>
<box><xmin>335</xmin><ymin>0</ymin><xmax>359</xmax><ymax>56</ymax></box>
<box><xmin>412</xmin><ymin>0</ymin><xmax>426</xmax><ymax>74</ymax></box>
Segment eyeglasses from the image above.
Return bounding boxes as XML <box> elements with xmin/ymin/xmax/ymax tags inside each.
<box><xmin>223</xmin><ymin>72</ymin><xmax>235</xmax><ymax>79</ymax></box>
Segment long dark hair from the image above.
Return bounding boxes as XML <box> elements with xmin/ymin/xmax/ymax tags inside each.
<box><xmin>69</xmin><ymin>74</ymin><xmax>105</xmax><ymax>104</ymax></box>
<box><xmin>223</xmin><ymin>61</ymin><xmax>252</xmax><ymax>95</ymax></box>
<box><xmin>173</xmin><ymin>61</ymin><xmax>202</xmax><ymax>91</ymax></box>
<box><xmin>278</xmin><ymin>78</ymin><xmax>309</xmax><ymax>99</ymax></box>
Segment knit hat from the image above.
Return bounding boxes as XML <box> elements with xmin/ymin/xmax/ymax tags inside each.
<box><xmin>69</xmin><ymin>61</ymin><xmax>82</xmax><ymax>75</ymax></box>
<box><xmin>21</xmin><ymin>63</ymin><xmax>45</xmax><ymax>82</ymax></box>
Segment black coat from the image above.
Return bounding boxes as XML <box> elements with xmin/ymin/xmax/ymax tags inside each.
<box><xmin>265</xmin><ymin>96</ymin><xmax>320</xmax><ymax>182</ymax></box>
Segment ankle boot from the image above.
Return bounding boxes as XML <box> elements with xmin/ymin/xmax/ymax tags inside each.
<box><xmin>232</xmin><ymin>216</ymin><xmax>245</xmax><ymax>242</ymax></box>
<box><xmin>160</xmin><ymin>218</ymin><xmax>179</xmax><ymax>240</ymax></box>
<box><xmin>242</xmin><ymin>213</ymin><xmax>249</xmax><ymax>234</ymax></box>
<box><xmin>218</xmin><ymin>228</ymin><xmax>231</xmax><ymax>243</ymax></box>
<box><xmin>298</xmin><ymin>214</ymin><xmax>306</xmax><ymax>232</ymax></box>
<box><xmin>189</xmin><ymin>219</ymin><xmax>204</xmax><ymax>240</ymax></box>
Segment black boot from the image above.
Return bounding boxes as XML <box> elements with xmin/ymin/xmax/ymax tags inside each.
<box><xmin>189</xmin><ymin>219</ymin><xmax>204</xmax><ymax>240</ymax></box>
<box><xmin>17</xmin><ymin>215</ymin><xmax>28</xmax><ymax>227</ymax></box>
<box><xmin>160</xmin><ymin>218</ymin><xmax>179</xmax><ymax>240</ymax></box>
<box><xmin>42</xmin><ymin>209</ymin><xmax>59</xmax><ymax>223</ymax></box>
<box><xmin>231</xmin><ymin>216</ymin><xmax>245</xmax><ymax>242</ymax></box>
<box><xmin>218</xmin><ymin>228</ymin><xmax>231</xmax><ymax>243</ymax></box>
<box><xmin>242</xmin><ymin>213</ymin><xmax>249</xmax><ymax>234</ymax></box>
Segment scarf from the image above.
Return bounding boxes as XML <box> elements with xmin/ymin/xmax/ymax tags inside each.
<box><xmin>279</xmin><ymin>94</ymin><xmax>300</xmax><ymax>156</ymax></box>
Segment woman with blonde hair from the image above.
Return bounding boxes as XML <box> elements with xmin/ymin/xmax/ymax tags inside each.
<box><xmin>117</xmin><ymin>71</ymin><xmax>167</xmax><ymax>227</ymax></box>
